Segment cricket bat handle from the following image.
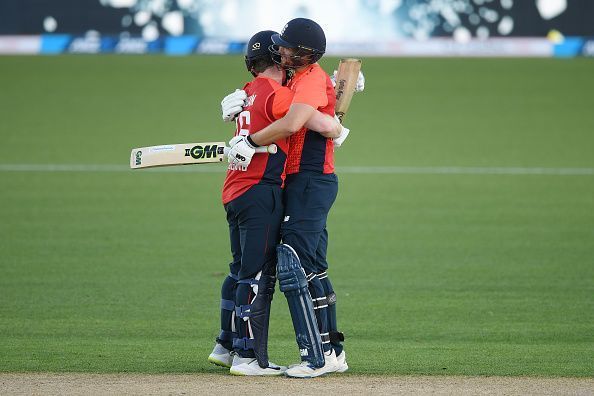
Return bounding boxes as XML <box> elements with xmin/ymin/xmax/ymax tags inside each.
<box><xmin>223</xmin><ymin>144</ymin><xmax>277</xmax><ymax>157</ymax></box>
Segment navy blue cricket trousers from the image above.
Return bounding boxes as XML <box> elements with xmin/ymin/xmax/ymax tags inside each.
<box><xmin>225</xmin><ymin>184</ymin><xmax>284</xmax><ymax>279</ymax></box>
<box><xmin>280</xmin><ymin>171</ymin><xmax>338</xmax><ymax>274</ymax></box>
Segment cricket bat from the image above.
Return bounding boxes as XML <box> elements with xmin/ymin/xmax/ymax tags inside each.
<box><xmin>130</xmin><ymin>141</ymin><xmax>277</xmax><ymax>169</ymax></box>
<box><xmin>334</xmin><ymin>58</ymin><xmax>362</xmax><ymax>122</ymax></box>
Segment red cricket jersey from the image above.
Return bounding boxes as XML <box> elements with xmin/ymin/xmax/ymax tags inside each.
<box><xmin>285</xmin><ymin>63</ymin><xmax>336</xmax><ymax>175</ymax></box>
<box><xmin>221</xmin><ymin>76</ymin><xmax>291</xmax><ymax>204</ymax></box>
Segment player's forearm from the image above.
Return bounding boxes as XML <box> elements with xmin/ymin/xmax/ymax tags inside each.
<box><xmin>251</xmin><ymin>103</ymin><xmax>315</xmax><ymax>146</ymax></box>
<box><xmin>307</xmin><ymin>113</ymin><xmax>342</xmax><ymax>139</ymax></box>
<box><xmin>249</xmin><ymin>118</ymin><xmax>296</xmax><ymax>146</ymax></box>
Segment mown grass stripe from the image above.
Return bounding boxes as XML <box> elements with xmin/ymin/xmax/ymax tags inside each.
<box><xmin>1</xmin><ymin>164</ymin><xmax>594</xmax><ymax>175</ymax></box>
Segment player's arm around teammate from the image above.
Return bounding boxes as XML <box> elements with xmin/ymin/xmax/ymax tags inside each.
<box><xmin>222</xmin><ymin>89</ymin><xmax>344</xmax><ymax>169</ymax></box>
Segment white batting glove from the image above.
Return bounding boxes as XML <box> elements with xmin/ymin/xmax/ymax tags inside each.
<box><xmin>228</xmin><ymin>135</ymin><xmax>243</xmax><ymax>147</ymax></box>
<box><xmin>333</xmin><ymin>126</ymin><xmax>350</xmax><ymax>148</ymax></box>
<box><xmin>355</xmin><ymin>71</ymin><xmax>365</xmax><ymax>92</ymax></box>
<box><xmin>221</xmin><ymin>89</ymin><xmax>247</xmax><ymax>122</ymax></box>
<box><xmin>227</xmin><ymin>136</ymin><xmax>256</xmax><ymax>168</ymax></box>
<box><xmin>330</xmin><ymin>71</ymin><xmax>365</xmax><ymax>92</ymax></box>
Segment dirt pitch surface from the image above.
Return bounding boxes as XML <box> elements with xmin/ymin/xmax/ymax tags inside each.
<box><xmin>1</xmin><ymin>374</ymin><xmax>593</xmax><ymax>395</ymax></box>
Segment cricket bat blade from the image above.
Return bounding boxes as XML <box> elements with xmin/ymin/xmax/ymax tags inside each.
<box><xmin>130</xmin><ymin>142</ymin><xmax>277</xmax><ymax>169</ymax></box>
<box><xmin>334</xmin><ymin>58</ymin><xmax>362</xmax><ymax>122</ymax></box>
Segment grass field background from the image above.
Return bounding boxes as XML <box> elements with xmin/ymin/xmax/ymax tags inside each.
<box><xmin>0</xmin><ymin>55</ymin><xmax>593</xmax><ymax>376</ymax></box>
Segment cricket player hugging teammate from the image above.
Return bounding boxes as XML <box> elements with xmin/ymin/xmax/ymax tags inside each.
<box><xmin>208</xmin><ymin>18</ymin><xmax>364</xmax><ymax>378</ymax></box>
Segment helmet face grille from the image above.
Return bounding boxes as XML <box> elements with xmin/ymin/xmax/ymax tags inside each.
<box><xmin>269</xmin><ymin>44</ymin><xmax>320</xmax><ymax>70</ymax></box>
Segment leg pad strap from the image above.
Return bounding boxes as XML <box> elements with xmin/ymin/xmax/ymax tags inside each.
<box><xmin>312</xmin><ymin>296</ymin><xmax>328</xmax><ymax>310</ymax></box>
<box><xmin>235</xmin><ymin>304</ymin><xmax>252</xmax><ymax>318</ymax></box>
<box><xmin>220</xmin><ymin>299</ymin><xmax>235</xmax><ymax>311</ymax></box>
<box><xmin>218</xmin><ymin>330</ymin><xmax>235</xmax><ymax>342</ymax></box>
<box><xmin>233</xmin><ymin>337</ymin><xmax>255</xmax><ymax>351</ymax></box>
<box><xmin>237</xmin><ymin>278</ymin><xmax>259</xmax><ymax>286</ymax></box>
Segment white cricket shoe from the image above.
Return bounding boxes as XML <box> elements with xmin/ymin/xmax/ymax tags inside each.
<box><xmin>208</xmin><ymin>343</ymin><xmax>233</xmax><ymax>368</ymax></box>
<box><xmin>285</xmin><ymin>350</ymin><xmax>338</xmax><ymax>378</ymax></box>
<box><xmin>335</xmin><ymin>350</ymin><xmax>349</xmax><ymax>373</ymax></box>
<box><xmin>229</xmin><ymin>355</ymin><xmax>286</xmax><ymax>376</ymax></box>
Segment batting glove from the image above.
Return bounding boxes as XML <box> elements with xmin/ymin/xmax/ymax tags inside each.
<box><xmin>330</xmin><ymin>71</ymin><xmax>365</xmax><ymax>92</ymax></box>
<box><xmin>355</xmin><ymin>70</ymin><xmax>365</xmax><ymax>92</ymax></box>
<box><xmin>228</xmin><ymin>135</ymin><xmax>243</xmax><ymax>147</ymax></box>
<box><xmin>333</xmin><ymin>126</ymin><xmax>350</xmax><ymax>148</ymax></box>
<box><xmin>221</xmin><ymin>89</ymin><xmax>247</xmax><ymax>122</ymax></box>
<box><xmin>227</xmin><ymin>136</ymin><xmax>257</xmax><ymax>168</ymax></box>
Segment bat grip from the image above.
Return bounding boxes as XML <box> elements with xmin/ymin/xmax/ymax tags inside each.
<box><xmin>223</xmin><ymin>143</ymin><xmax>277</xmax><ymax>157</ymax></box>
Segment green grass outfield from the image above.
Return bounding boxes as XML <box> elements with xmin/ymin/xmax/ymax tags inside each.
<box><xmin>0</xmin><ymin>55</ymin><xmax>593</xmax><ymax>376</ymax></box>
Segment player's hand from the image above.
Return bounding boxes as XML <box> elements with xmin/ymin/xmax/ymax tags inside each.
<box><xmin>221</xmin><ymin>89</ymin><xmax>247</xmax><ymax>122</ymax></box>
<box><xmin>355</xmin><ymin>71</ymin><xmax>365</xmax><ymax>92</ymax></box>
<box><xmin>333</xmin><ymin>125</ymin><xmax>350</xmax><ymax>148</ymax></box>
<box><xmin>227</xmin><ymin>136</ymin><xmax>256</xmax><ymax>168</ymax></box>
<box><xmin>228</xmin><ymin>135</ymin><xmax>243</xmax><ymax>147</ymax></box>
<box><xmin>330</xmin><ymin>71</ymin><xmax>365</xmax><ymax>92</ymax></box>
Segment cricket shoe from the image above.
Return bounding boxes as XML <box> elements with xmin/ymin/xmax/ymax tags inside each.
<box><xmin>335</xmin><ymin>350</ymin><xmax>349</xmax><ymax>373</ymax></box>
<box><xmin>208</xmin><ymin>343</ymin><xmax>233</xmax><ymax>368</ymax></box>
<box><xmin>285</xmin><ymin>350</ymin><xmax>339</xmax><ymax>378</ymax></box>
<box><xmin>229</xmin><ymin>355</ymin><xmax>286</xmax><ymax>376</ymax></box>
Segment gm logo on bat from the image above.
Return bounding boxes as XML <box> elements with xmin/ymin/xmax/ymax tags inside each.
<box><xmin>185</xmin><ymin>145</ymin><xmax>224</xmax><ymax>159</ymax></box>
<box><xmin>135</xmin><ymin>151</ymin><xmax>142</xmax><ymax>165</ymax></box>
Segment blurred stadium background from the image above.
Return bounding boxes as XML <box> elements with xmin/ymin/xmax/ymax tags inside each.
<box><xmin>1</xmin><ymin>0</ymin><xmax>594</xmax><ymax>56</ymax></box>
<box><xmin>1</xmin><ymin>0</ymin><xmax>593</xmax><ymax>378</ymax></box>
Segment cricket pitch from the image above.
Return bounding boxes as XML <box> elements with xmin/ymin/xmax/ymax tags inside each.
<box><xmin>1</xmin><ymin>373</ymin><xmax>592</xmax><ymax>395</ymax></box>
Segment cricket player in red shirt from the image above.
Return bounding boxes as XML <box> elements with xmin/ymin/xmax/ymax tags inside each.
<box><xmin>209</xmin><ymin>30</ymin><xmax>342</xmax><ymax>376</ymax></box>
<box><xmin>227</xmin><ymin>18</ymin><xmax>362</xmax><ymax>378</ymax></box>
